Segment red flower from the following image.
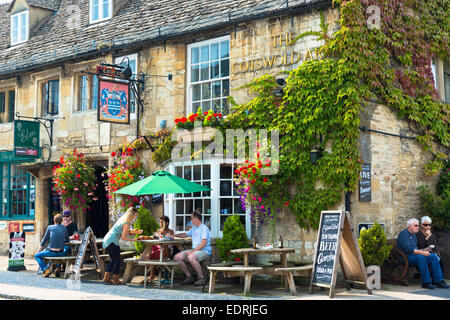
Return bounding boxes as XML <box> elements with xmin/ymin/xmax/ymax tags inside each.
<box><xmin>213</xmin><ymin>113</ymin><xmax>217</xmax><ymax>117</ymax></box>
<box><xmin>204</xmin><ymin>111</ymin><xmax>208</xmax><ymax>116</ymax></box>
<box><xmin>181</xmin><ymin>117</ymin><xmax>188</xmax><ymax>123</ymax></box>
<box><xmin>218</xmin><ymin>113</ymin><xmax>222</xmax><ymax>118</ymax></box>
<box><xmin>76</xmin><ymin>174</ymin><xmax>81</xmax><ymax>178</ymax></box>
<box><xmin>263</xmin><ymin>178</ymin><xmax>268</xmax><ymax>183</ymax></box>
<box><xmin>111</xmin><ymin>152</ymin><xmax>116</xmax><ymax>157</ymax></box>
<box><xmin>69</xmin><ymin>170</ymin><xmax>72</xmax><ymax>174</ymax></box>
<box><xmin>251</xmin><ymin>179</ymin><xmax>256</xmax><ymax>184</ymax></box>
<box><xmin>252</xmin><ymin>168</ymin><xmax>257</xmax><ymax>174</ymax></box>
<box><xmin>60</xmin><ymin>156</ymin><xmax>64</xmax><ymax>163</ymax></box>
<box><xmin>207</xmin><ymin>116</ymin><xmax>213</xmax><ymax>121</ymax></box>
<box><xmin>127</xmin><ymin>148</ymin><xmax>133</xmax><ymax>153</ymax></box>
<box><xmin>175</xmin><ymin>119</ymin><xmax>180</xmax><ymax>124</ymax></box>
<box><xmin>189</xmin><ymin>114</ymin><xmax>196</xmax><ymax>122</ymax></box>
<box><xmin>284</xmin><ymin>201</ymin><xmax>290</xmax><ymax>206</ymax></box>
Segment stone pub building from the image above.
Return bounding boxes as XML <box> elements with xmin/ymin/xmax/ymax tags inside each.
<box><xmin>0</xmin><ymin>0</ymin><xmax>448</xmax><ymax>267</ymax></box>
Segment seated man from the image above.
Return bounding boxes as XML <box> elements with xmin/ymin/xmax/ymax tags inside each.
<box><xmin>35</xmin><ymin>214</ymin><xmax>70</xmax><ymax>278</ymax></box>
<box><xmin>175</xmin><ymin>211</ymin><xmax>212</xmax><ymax>286</ymax></box>
<box><xmin>397</xmin><ymin>218</ymin><xmax>448</xmax><ymax>289</ymax></box>
<box><xmin>55</xmin><ymin>210</ymin><xmax>79</xmax><ymax>277</ymax></box>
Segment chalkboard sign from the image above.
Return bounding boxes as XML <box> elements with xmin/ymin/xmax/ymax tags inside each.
<box><xmin>310</xmin><ymin>211</ymin><xmax>371</xmax><ymax>298</ymax></box>
<box><xmin>359</xmin><ymin>163</ymin><xmax>371</xmax><ymax>202</ymax></box>
<box><xmin>70</xmin><ymin>227</ymin><xmax>104</xmax><ymax>281</ymax></box>
<box><xmin>311</xmin><ymin>212</ymin><xmax>342</xmax><ymax>286</ymax></box>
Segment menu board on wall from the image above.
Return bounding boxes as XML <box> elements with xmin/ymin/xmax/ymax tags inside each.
<box><xmin>359</xmin><ymin>163</ymin><xmax>372</xmax><ymax>202</ymax></box>
<box><xmin>8</xmin><ymin>231</ymin><xmax>26</xmax><ymax>271</ymax></box>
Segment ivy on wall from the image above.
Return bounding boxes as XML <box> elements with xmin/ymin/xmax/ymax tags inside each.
<box><xmin>152</xmin><ymin>1</ymin><xmax>449</xmax><ymax>230</ymax></box>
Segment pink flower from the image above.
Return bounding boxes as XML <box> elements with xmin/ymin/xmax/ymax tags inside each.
<box><xmin>261</xmin><ymin>205</ymin><xmax>265</xmax><ymax>209</ymax></box>
<box><xmin>74</xmin><ymin>187</ymin><xmax>79</xmax><ymax>191</ymax></box>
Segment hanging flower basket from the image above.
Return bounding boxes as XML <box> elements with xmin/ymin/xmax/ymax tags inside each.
<box><xmin>52</xmin><ymin>149</ymin><xmax>97</xmax><ymax>216</ymax></box>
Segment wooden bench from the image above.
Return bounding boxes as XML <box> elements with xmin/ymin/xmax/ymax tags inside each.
<box><xmin>90</xmin><ymin>251</ymin><xmax>137</xmax><ymax>263</ymax></box>
<box><xmin>274</xmin><ymin>265</ymin><xmax>314</xmax><ymax>295</ymax></box>
<box><xmin>42</xmin><ymin>256</ymin><xmax>77</xmax><ymax>279</ymax></box>
<box><xmin>137</xmin><ymin>260</ymin><xmax>180</xmax><ymax>289</ymax></box>
<box><xmin>207</xmin><ymin>266</ymin><xmax>262</xmax><ymax>295</ymax></box>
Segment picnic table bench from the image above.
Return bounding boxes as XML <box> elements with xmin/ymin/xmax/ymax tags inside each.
<box><xmin>138</xmin><ymin>260</ymin><xmax>180</xmax><ymax>288</ymax></box>
<box><xmin>207</xmin><ymin>265</ymin><xmax>262</xmax><ymax>295</ymax></box>
<box><xmin>42</xmin><ymin>256</ymin><xmax>77</xmax><ymax>279</ymax></box>
<box><xmin>274</xmin><ymin>265</ymin><xmax>314</xmax><ymax>295</ymax></box>
<box><xmin>90</xmin><ymin>250</ymin><xmax>137</xmax><ymax>263</ymax></box>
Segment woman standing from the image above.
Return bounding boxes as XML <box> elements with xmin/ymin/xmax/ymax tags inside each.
<box><xmin>102</xmin><ymin>207</ymin><xmax>138</xmax><ymax>285</ymax></box>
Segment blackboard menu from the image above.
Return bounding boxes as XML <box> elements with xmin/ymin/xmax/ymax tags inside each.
<box><xmin>359</xmin><ymin>163</ymin><xmax>371</xmax><ymax>202</ymax></box>
<box><xmin>312</xmin><ymin>212</ymin><xmax>342</xmax><ymax>286</ymax></box>
<box><xmin>71</xmin><ymin>227</ymin><xmax>92</xmax><ymax>281</ymax></box>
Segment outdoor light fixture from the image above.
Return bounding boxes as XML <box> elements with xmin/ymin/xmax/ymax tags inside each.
<box><xmin>121</xmin><ymin>65</ymin><xmax>133</xmax><ymax>80</ymax></box>
<box><xmin>310</xmin><ymin>147</ymin><xmax>323</xmax><ymax>164</ymax></box>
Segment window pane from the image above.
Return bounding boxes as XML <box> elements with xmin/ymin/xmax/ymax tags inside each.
<box><xmin>212</xmin><ymin>81</ymin><xmax>221</xmax><ymax>98</ymax></box>
<box><xmin>203</xmin><ymin>165</ymin><xmax>210</xmax><ymax>180</ymax></box>
<box><xmin>220</xmin><ymin>41</ymin><xmax>229</xmax><ymax>59</ymax></box>
<box><xmin>200</xmin><ymin>45</ymin><xmax>209</xmax><ymax>63</ymax></box>
<box><xmin>222</xmin><ymin>98</ymin><xmax>229</xmax><ymax>114</ymax></box>
<box><xmin>176</xmin><ymin>216</ymin><xmax>184</xmax><ymax>231</ymax></box>
<box><xmin>0</xmin><ymin>93</ymin><xmax>5</xmax><ymax>113</ymax></box>
<box><xmin>91</xmin><ymin>76</ymin><xmax>99</xmax><ymax>109</ymax></box>
<box><xmin>202</xmin><ymin>181</ymin><xmax>210</xmax><ymax>197</ymax></box>
<box><xmin>210</xmin><ymin>61</ymin><xmax>220</xmax><ymax>79</ymax></box>
<box><xmin>102</xmin><ymin>0</ymin><xmax>110</xmax><ymax>19</ymax></box>
<box><xmin>220</xmin><ymin>165</ymin><xmax>232</xmax><ymax>179</ymax></box>
<box><xmin>191</xmin><ymin>65</ymin><xmax>199</xmax><ymax>82</ymax></box>
<box><xmin>19</xmin><ymin>13</ymin><xmax>26</xmax><ymax>41</ymax></box>
<box><xmin>221</xmin><ymin>59</ymin><xmax>230</xmax><ymax>77</ymax></box>
<box><xmin>220</xmin><ymin>180</ymin><xmax>232</xmax><ymax>196</ymax></box>
<box><xmin>222</xmin><ymin>80</ymin><xmax>229</xmax><ymax>97</ymax></box>
<box><xmin>201</xmin><ymin>101</ymin><xmax>210</xmax><ymax>112</ymax></box>
<box><xmin>185</xmin><ymin>199</ymin><xmax>193</xmax><ymax>214</ymax></box>
<box><xmin>211</xmin><ymin>43</ymin><xmax>219</xmax><ymax>61</ymax></box>
<box><xmin>201</xmin><ymin>83</ymin><xmax>211</xmax><ymax>100</ymax></box>
<box><xmin>212</xmin><ymin>99</ymin><xmax>221</xmax><ymax>113</ymax></box>
<box><xmin>234</xmin><ymin>198</ymin><xmax>245</xmax><ymax>213</ymax></box>
<box><xmin>12</xmin><ymin>15</ymin><xmax>18</xmax><ymax>44</ymax></box>
<box><xmin>192</xmin><ymin>84</ymin><xmax>201</xmax><ymax>102</ymax></box>
<box><xmin>204</xmin><ymin>199</ymin><xmax>211</xmax><ymax>215</ymax></box>
<box><xmin>191</xmin><ymin>47</ymin><xmax>199</xmax><ymax>64</ymax></box>
<box><xmin>193</xmin><ymin>165</ymin><xmax>201</xmax><ymax>180</ymax></box>
<box><xmin>176</xmin><ymin>167</ymin><xmax>182</xmax><ymax>178</ymax></box>
<box><xmin>200</xmin><ymin>63</ymin><xmax>209</xmax><ymax>81</ymax></box>
<box><xmin>79</xmin><ymin>75</ymin><xmax>88</xmax><ymax>111</ymax></box>
<box><xmin>176</xmin><ymin>200</ymin><xmax>184</xmax><ymax>214</ymax></box>
<box><xmin>192</xmin><ymin>102</ymin><xmax>200</xmax><ymax>113</ymax></box>
<box><xmin>183</xmin><ymin>166</ymin><xmax>191</xmax><ymax>180</ymax></box>
<box><xmin>91</xmin><ymin>0</ymin><xmax>99</xmax><ymax>21</ymax></box>
<box><xmin>220</xmin><ymin>198</ymin><xmax>232</xmax><ymax>214</ymax></box>
<box><xmin>8</xmin><ymin>91</ymin><xmax>15</xmax><ymax>123</ymax></box>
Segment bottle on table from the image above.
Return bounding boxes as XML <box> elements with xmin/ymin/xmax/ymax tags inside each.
<box><xmin>278</xmin><ymin>235</ymin><xmax>284</xmax><ymax>248</ymax></box>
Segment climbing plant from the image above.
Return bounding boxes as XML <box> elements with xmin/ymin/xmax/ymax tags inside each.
<box><xmin>152</xmin><ymin>1</ymin><xmax>449</xmax><ymax>230</ymax></box>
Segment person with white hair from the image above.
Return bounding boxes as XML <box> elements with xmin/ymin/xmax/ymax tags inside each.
<box><xmin>417</xmin><ymin>216</ymin><xmax>445</xmax><ymax>272</ymax></box>
<box><xmin>397</xmin><ymin>218</ymin><xmax>448</xmax><ymax>289</ymax></box>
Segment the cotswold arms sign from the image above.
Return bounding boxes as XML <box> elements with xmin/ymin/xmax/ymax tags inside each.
<box><xmin>231</xmin><ymin>32</ymin><xmax>323</xmax><ymax>74</ymax></box>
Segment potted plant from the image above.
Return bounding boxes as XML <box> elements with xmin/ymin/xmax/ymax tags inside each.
<box><xmin>217</xmin><ymin>214</ymin><xmax>248</xmax><ymax>262</ymax></box>
<box><xmin>358</xmin><ymin>223</ymin><xmax>392</xmax><ymax>289</ymax></box>
<box><xmin>132</xmin><ymin>206</ymin><xmax>159</xmax><ymax>255</ymax></box>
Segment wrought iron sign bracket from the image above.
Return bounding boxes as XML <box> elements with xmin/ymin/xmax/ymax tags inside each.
<box><xmin>15</xmin><ymin>112</ymin><xmax>55</xmax><ymax>146</ymax></box>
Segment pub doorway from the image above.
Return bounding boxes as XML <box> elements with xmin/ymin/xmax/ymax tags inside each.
<box><xmin>86</xmin><ymin>166</ymin><xmax>109</xmax><ymax>237</ymax></box>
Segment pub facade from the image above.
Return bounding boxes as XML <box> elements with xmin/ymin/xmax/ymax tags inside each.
<box><xmin>0</xmin><ymin>0</ymin><xmax>448</xmax><ymax>265</ymax></box>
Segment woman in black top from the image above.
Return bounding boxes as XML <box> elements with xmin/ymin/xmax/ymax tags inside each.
<box><xmin>417</xmin><ymin>216</ymin><xmax>444</xmax><ymax>271</ymax></box>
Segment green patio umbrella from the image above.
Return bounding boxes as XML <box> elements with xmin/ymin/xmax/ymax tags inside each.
<box><xmin>113</xmin><ymin>170</ymin><xmax>211</xmax><ymax>196</ymax></box>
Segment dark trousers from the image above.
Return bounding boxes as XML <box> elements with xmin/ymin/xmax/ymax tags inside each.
<box><xmin>106</xmin><ymin>243</ymin><xmax>121</xmax><ymax>275</ymax></box>
<box><xmin>407</xmin><ymin>253</ymin><xmax>443</xmax><ymax>284</ymax></box>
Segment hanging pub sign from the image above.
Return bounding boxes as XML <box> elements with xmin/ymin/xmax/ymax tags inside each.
<box><xmin>14</xmin><ymin>120</ymin><xmax>40</xmax><ymax>158</ymax></box>
<box><xmin>97</xmin><ymin>79</ymin><xmax>130</xmax><ymax>124</ymax></box>
<box><xmin>96</xmin><ymin>65</ymin><xmax>127</xmax><ymax>79</ymax></box>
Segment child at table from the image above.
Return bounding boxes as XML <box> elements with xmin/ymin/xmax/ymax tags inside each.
<box><xmin>146</xmin><ymin>215</ymin><xmax>175</xmax><ymax>282</ymax></box>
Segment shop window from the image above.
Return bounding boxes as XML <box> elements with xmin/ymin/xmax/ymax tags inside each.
<box><xmin>0</xmin><ymin>90</ymin><xmax>15</xmax><ymax>124</ymax></box>
<box><xmin>90</xmin><ymin>0</ymin><xmax>112</xmax><ymax>24</ymax></box>
<box><xmin>187</xmin><ymin>36</ymin><xmax>230</xmax><ymax>115</ymax></box>
<box><xmin>218</xmin><ymin>163</ymin><xmax>245</xmax><ymax>231</ymax></box>
<box><xmin>0</xmin><ymin>164</ymin><xmax>35</xmax><ymax>220</ymax></box>
<box><xmin>11</xmin><ymin>10</ymin><xmax>29</xmax><ymax>46</ymax></box>
<box><xmin>115</xmin><ymin>54</ymin><xmax>137</xmax><ymax>114</ymax></box>
<box><xmin>77</xmin><ymin>74</ymin><xmax>98</xmax><ymax>111</ymax></box>
<box><xmin>42</xmin><ymin>79</ymin><xmax>59</xmax><ymax>116</ymax></box>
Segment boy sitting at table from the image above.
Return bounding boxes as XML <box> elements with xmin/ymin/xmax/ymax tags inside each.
<box><xmin>146</xmin><ymin>216</ymin><xmax>175</xmax><ymax>282</ymax></box>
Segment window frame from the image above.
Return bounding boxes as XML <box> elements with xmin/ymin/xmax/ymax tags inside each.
<box><xmin>186</xmin><ymin>36</ymin><xmax>230</xmax><ymax>116</ymax></box>
<box><xmin>89</xmin><ymin>0</ymin><xmax>113</xmax><ymax>25</ymax></box>
<box><xmin>76</xmin><ymin>73</ymin><xmax>99</xmax><ymax>112</ymax></box>
<box><xmin>10</xmin><ymin>10</ymin><xmax>29</xmax><ymax>46</ymax></box>
<box><xmin>41</xmin><ymin>79</ymin><xmax>60</xmax><ymax>116</ymax></box>
<box><xmin>164</xmin><ymin>158</ymin><xmax>251</xmax><ymax>239</ymax></box>
<box><xmin>114</xmin><ymin>53</ymin><xmax>138</xmax><ymax>115</ymax></box>
<box><xmin>0</xmin><ymin>90</ymin><xmax>16</xmax><ymax>124</ymax></box>
<box><xmin>0</xmin><ymin>163</ymin><xmax>36</xmax><ymax>220</ymax></box>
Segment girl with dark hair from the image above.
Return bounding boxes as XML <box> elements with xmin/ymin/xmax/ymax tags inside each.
<box><xmin>146</xmin><ymin>215</ymin><xmax>175</xmax><ymax>283</ymax></box>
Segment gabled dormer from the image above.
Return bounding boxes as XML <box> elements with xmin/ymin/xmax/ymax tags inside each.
<box><xmin>8</xmin><ymin>0</ymin><xmax>60</xmax><ymax>47</ymax></box>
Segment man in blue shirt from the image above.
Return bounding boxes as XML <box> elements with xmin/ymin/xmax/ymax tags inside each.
<box><xmin>397</xmin><ymin>218</ymin><xmax>448</xmax><ymax>289</ymax></box>
<box><xmin>35</xmin><ymin>214</ymin><xmax>69</xmax><ymax>278</ymax></box>
<box><xmin>175</xmin><ymin>211</ymin><xmax>212</xmax><ymax>286</ymax></box>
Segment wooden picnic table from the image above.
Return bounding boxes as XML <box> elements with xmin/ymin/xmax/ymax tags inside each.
<box><xmin>69</xmin><ymin>237</ymin><xmax>104</xmax><ymax>254</ymax></box>
<box><xmin>230</xmin><ymin>247</ymin><xmax>296</xmax><ymax>272</ymax></box>
<box><xmin>122</xmin><ymin>237</ymin><xmax>192</xmax><ymax>285</ymax></box>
